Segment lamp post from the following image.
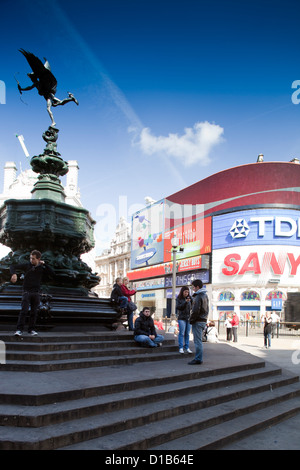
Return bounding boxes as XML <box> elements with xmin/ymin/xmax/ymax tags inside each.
<box><xmin>171</xmin><ymin>236</ymin><xmax>179</xmax><ymax>321</ymax></box>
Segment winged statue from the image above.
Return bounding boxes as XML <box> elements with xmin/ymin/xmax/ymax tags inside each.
<box><xmin>17</xmin><ymin>49</ymin><xmax>78</xmax><ymax>127</ymax></box>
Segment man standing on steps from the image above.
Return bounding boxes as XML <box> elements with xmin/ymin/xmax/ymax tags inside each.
<box><xmin>188</xmin><ymin>279</ymin><xmax>209</xmax><ymax>365</ymax></box>
<box><xmin>10</xmin><ymin>250</ymin><xmax>55</xmax><ymax>336</ymax></box>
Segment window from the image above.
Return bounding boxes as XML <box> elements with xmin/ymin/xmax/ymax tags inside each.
<box><xmin>265</xmin><ymin>290</ymin><xmax>285</xmax><ymax>301</ymax></box>
<box><xmin>218</xmin><ymin>291</ymin><xmax>235</xmax><ymax>301</ymax></box>
<box><xmin>241</xmin><ymin>290</ymin><xmax>260</xmax><ymax>301</ymax></box>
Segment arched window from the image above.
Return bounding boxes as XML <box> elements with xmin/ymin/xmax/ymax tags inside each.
<box><xmin>265</xmin><ymin>290</ymin><xmax>285</xmax><ymax>301</ymax></box>
<box><xmin>241</xmin><ymin>290</ymin><xmax>260</xmax><ymax>301</ymax></box>
<box><xmin>218</xmin><ymin>291</ymin><xmax>235</xmax><ymax>301</ymax></box>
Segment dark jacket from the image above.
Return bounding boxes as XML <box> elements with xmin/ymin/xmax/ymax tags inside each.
<box><xmin>176</xmin><ymin>297</ymin><xmax>192</xmax><ymax>321</ymax></box>
<box><xmin>10</xmin><ymin>262</ymin><xmax>55</xmax><ymax>293</ymax></box>
<box><xmin>134</xmin><ymin>312</ymin><xmax>157</xmax><ymax>337</ymax></box>
<box><xmin>190</xmin><ymin>288</ymin><xmax>209</xmax><ymax>324</ymax></box>
<box><xmin>110</xmin><ymin>283</ymin><xmax>123</xmax><ymax>303</ymax></box>
<box><xmin>264</xmin><ymin>316</ymin><xmax>272</xmax><ymax>334</ymax></box>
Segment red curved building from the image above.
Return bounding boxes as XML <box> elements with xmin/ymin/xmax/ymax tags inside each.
<box><xmin>129</xmin><ymin>159</ymin><xmax>300</xmax><ymax>320</ymax></box>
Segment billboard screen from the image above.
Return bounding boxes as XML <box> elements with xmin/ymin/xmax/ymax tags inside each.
<box><xmin>127</xmin><ymin>254</ymin><xmax>210</xmax><ymax>281</ymax></box>
<box><xmin>131</xmin><ymin>200</ymin><xmax>164</xmax><ymax>269</ymax></box>
<box><xmin>213</xmin><ymin>208</ymin><xmax>300</xmax><ymax>250</ymax></box>
<box><xmin>212</xmin><ymin>245</ymin><xmax>300</xmax><ymax>287</ymax></box>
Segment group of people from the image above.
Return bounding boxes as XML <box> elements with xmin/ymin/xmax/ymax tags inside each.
<box><xmin>111</xmin><ymin>277</ymin><xmax>209</xmax><ymax>364</ymax></box>
<box><xmin>174</xmin><ymin>279</ymin><xmax>209</xmax><ymax>365</ymax></box>
<box><xmin>224</xmin><ymin>312</ymin><xmax>240</xmax><ymax>342</ymax></box>
<box><xmin>110</xmin><ymin>276</ymin><xmax>138</xmax><ymax>331</ymax></box>
<box><xmin>9</xmin><ymin>252</ymin><xmax>213</xmax><ymax>367</ymax></box>
<box><xmin>262</xmin><ymin>311</ymin><xmax>280</xmax><ymax>348</ymax></box>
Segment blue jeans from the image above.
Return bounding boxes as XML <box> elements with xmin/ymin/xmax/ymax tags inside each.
<box><xmin>134</xmin><ymin>334</ymin><xmax>164</xmax><ymax>348</ymax></box>
<box><xmin>127</xmin><ymin>311</ymin><xmax>134</xmax><ymax>330</ymax></box>
<box><xmin>191</xmin><ymin>322</ymin><xmax>206</xmax><ymax>362</ymax></box>
<box><xmin>119</xmin><ymin>296</ymin><xmax>128</xmax><ymax>309</ymax></box>
<box><xmin>264</xmin><ymin>332</ymin><xmax>271</xmax><ymax>348</ymax></box>
<box><xmin>178</xmin><ymin>320</ymin><xmax>191</xmax><ymax>350</ymax></box>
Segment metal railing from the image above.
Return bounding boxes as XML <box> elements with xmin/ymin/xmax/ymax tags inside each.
<box><xmin>162</xmin><ymin>317</ymin><xmax>300</xmax><ymax>338</ymax></box>
<box><xmin>217</xmin><ymin>320</ymin><xmax>300</xmax><ymax>338</ymax></box>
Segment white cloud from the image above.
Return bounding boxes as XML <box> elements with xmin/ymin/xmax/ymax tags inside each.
<box><xmin>135</xmin><ymin>121</ymin><xmax>224</xmax><ymax>166</ymax></box>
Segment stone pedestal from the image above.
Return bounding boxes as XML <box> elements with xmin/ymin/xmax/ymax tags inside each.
<box><xmin>0</xmin><ymin>126</ymin><xmax>123</xmax><ymax>329</ymax></box>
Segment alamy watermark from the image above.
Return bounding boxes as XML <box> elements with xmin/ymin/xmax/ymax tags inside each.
<box><xmin>0</xmin><ymin>80</ymin><xmax>6</xmax><ymax>104</ymax></box>
<box><xmin>291</xmin><ymin>80</ymin><xmax>300</xmax><ymax>104</ymax></box>
<box><xmin>291</xmin><ymin>340</ymin><xmax>300</xmax><ymax>365</ymax></box>
<box><xmin>0</xmin><ymin>341</ymin><xmax>6</xmax><ymax>364</ymax></box>
<box><xmin>94</xmin><ymin>196</ymin><xmax>206</xmax><ymax>247</ymax></box>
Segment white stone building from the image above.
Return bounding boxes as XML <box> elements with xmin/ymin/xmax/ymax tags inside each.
<box><xmin>93</xmin><ymin>216</ymin><xmax>131</xmax><ymax>298</ymax></box>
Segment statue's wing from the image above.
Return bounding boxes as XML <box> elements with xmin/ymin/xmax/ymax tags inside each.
<box><xmin>19</xmin><ymin>49</ymin><xmax>57</xmax><ymax>94</ymax></box>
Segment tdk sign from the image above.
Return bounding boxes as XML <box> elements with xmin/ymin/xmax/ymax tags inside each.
<box><xmin>213</xmin><ymin>209</ymin><xmax>300</xmax><ymax>249</ymax></box>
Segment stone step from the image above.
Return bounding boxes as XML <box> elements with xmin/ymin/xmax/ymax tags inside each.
<box><xmin>0</xmin><ymin>364</ymin><xmax>282</xmax><ymax>427</ymax></box>
<box><xmin>60</xmin><ymin>378</ymin><xmax>300</xmax><ymax>451</ymax></box>
<box><xmin>0</xmin><ymin>361</ymin><xmax>265</xmax><ymax>406</ymax></box>
<box><xmin>5</xmin><ymin>339</ymin><xmax>145</xmax><ymax>351</ymax></box>
<box><xmin>0</xmin><ymin>331</ymin><xmax>178</xmax><ymax>371</ymax></box>
<box><xmin>5</xmin><ymin>344</ymin><xmax>177</xmax><ymax>361</ymax></box>
<box><xmin>151</xmin><ymin>397</ymin><xmax>300</xmax><ymax>450</ymax></box>
<box><xmin>0</xmin><ymin>332</ymin><xmax>135</xmax><ymax>343</ymax></box>
<box><xmin>0</xmin><ymin>369</ymin><xmax>298</xmax><ymax>450</ymax></box>
<box><xmin>0</xmin><ymin>349</ymin><xmax>181</xmax><ymax>372</ymax></box>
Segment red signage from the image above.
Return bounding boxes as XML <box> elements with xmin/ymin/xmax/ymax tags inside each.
<box><xmin>127</xmin><ymin>255</ymin><xmax>210</xmax><ymax>281</ymax></box>
<box><xmin>164</xmin><ymin>218</ymin><xmax>211</xmax><ymax>262</ymax></box>
<box><xmin>222</xmin><ymin>252</ymin><xmax>300</xmax><ymax>276</ymax></box>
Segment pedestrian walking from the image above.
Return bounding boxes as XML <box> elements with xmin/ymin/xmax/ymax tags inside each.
<box><xmin>263</xmin><ymin>311</ymin><xmax>272</xmax><ymax>348</ymax></box>
<box><xmin>231</xmin><ymin>312</ymin><xmax>239</xmax><ymax>342</ymax></box>
<box><xmin>225</xmin><ymin>313</ymin><xmax>233</xmax><ymax>341</ymax></box>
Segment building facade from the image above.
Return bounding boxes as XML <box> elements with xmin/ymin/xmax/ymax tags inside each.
<box><xmin>93</xmin><ymin>216</ymin><xmax>131</xmax><ymax>298</ymax></box>
<box><xmin>127</xmin><ymin>159</ymin><xmax>300</xmax><ymax>320</ymax></box>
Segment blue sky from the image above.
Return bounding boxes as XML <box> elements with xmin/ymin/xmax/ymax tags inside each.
<box><xmin>1</xmin><ymin>0</ymin><xmax>300</xmax><ymax>253</ymax></box>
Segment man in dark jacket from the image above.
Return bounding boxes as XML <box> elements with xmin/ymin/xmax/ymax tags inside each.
<box><xmin>110</xmin><ymin>277</ymin><xmax>128</xmax><ymax>311</ymax></box>
<box><xmin>188</xmin><ymin>279</ymin><xmax>209</xmax><ymax>364</ymax></box>
<box><xmin>10</xmin><ymin>250</ymin><xmax>55</xmax><ymax>336</ymax></box>
<box><xmin>134</xmin><ymin>307</ymin><xmax>164</xmax><ymax>347</ymax></box>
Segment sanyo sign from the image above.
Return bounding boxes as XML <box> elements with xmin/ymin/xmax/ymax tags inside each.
<box><xmin>212</xmin><ymin>245</ymin><xmax>300</xmax><ymax>287</ymax></box>
<box><xmin>213</xmin><ymin>209</ymin><xmax>300</xmax><ymax>250</ymax></box>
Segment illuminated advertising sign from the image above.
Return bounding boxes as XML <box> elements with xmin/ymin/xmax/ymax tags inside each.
<box><xmin>164</xmin><ymin>218</ymin><xmax>211</xmax><ymax>262</ymax></box>
<box><xmin>131</xmin><ymin>200</ymin><xmax>164</xmax><ymax>269</ymax></box>
<box><xmin>132</xmin><ymin>278</ymin><xmax>165</xmax><ymax>291</ymax></box>
<box><xmin>212</xmin><ymin>245</ymin><xmax>300</xmax><ymax>287</ymax></box>
<box><xmin>213</xmin><ymin>209</ymin><xmax>300</xmax><ymax>249</ymax></box>
<box><xmin>165</xmin><ymin>269</ymin><xmax>210</xmax><ymax>288</ymax></box>
<box><xmin>163</xmin><ymin>199</ymin><xmax>211</xmax><ymax>260</ymax></box>
<box><xmin>127</xmin><ymin>255</ymin><xmax>210</xmax><ymax>281</ymax></box>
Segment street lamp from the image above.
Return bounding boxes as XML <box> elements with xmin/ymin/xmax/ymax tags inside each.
<box><xmin>171</xmin><ymin>236</ymin><xmax>179</xmax><ymax>320</ymax></box>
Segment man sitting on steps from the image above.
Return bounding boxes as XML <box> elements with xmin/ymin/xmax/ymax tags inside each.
<box><xmin>134</xmin><ymin>307</ymin><xmax>164</xmax><ymax>348</ymax></box>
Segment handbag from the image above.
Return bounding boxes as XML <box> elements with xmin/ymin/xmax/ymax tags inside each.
<box><xmin>127</xmin><ymin>301</ymin><xmax>137</xmax><ymax>312</ymax></box>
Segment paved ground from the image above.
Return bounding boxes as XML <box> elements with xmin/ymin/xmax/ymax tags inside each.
<box><xmin>217</xmin><ymin>332</ymin><xmax>300</xmax><ymax>450</ymax></box>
